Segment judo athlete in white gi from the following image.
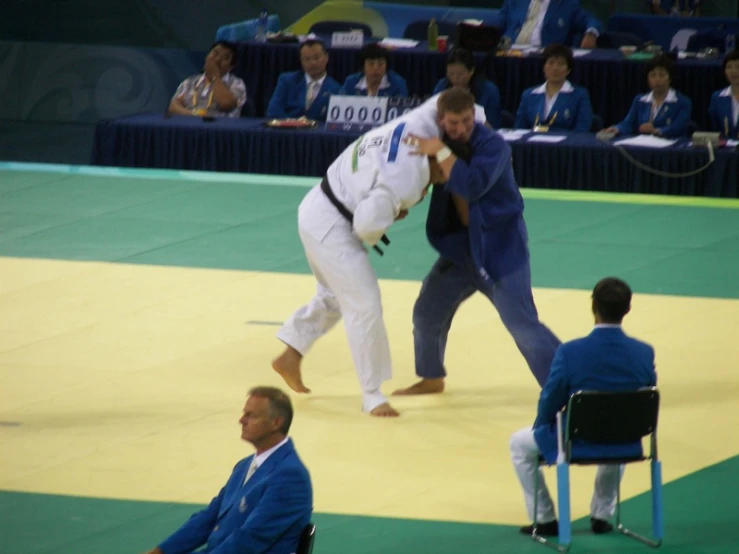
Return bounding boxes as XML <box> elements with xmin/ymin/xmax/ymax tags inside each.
<box><xmin>272</xmin><ymin>93</ymin><xmax>485</xmax><ymax>417</ymax></box>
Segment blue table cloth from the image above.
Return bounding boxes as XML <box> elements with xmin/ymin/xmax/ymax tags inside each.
<box><xmin>232</xmin><ymin>40</ymin><xmax>723</xmax><ymax>131</ymax></box>
<box><xmin>91</xmin><ymin>114</ymin><xmax>738</xmax><ymax>198</ymax></box>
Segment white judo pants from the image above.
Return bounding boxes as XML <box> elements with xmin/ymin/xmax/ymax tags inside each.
<box><xmin>276</xmin><ymin>185</ymin><xmax>392</xmax><ymax>412</ymax></box>
<box><xmin>509</xmin><ymin>427</ymin><xmax>624</xmax><ymax>523</ymax></box>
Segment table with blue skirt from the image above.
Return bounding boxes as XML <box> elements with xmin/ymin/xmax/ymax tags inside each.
<box><xmin>232</xmin><ymin>40</ymin><xmax>724</xmax><ymax>131</ymax></box>
<box><xmin>91</xmin><ymin>114</ymin><xmax>738</xmax><ymax>198</ymax></box>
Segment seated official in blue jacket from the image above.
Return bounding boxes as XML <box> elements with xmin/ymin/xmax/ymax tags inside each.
<box><xmin>708</xmin><ymin>49</ymin><xmax>739</xmax><ymax>139</ymax></box>
<box><xmin>495</xmin><ymin>0</ymin><xmax>602</xmax><ymax>49</ymax></box>
<box><xmin>339</xmin><ymin>43</ymin><xmax>408</xmax><ymax>97</ymax></box>
<box><xmin>606</xmin><ymin>54</ymin><xmax>692</xmax><ymax>138</ymax></box>
<box><xmin>515</xmin><ymin>44</ymin><xmax>593</xmax><ymax>132</ymax></box>
<box><xmin>266</xmin><ymin>39</ymin><xmax>340</xmax><ymax>122</ymax></box>
<box><xmin>145</xmin><ymin>387</ymin><xmax>313</xmax><ymax>554</ymax></box>
<box><xmin>510</xmin><ymin>277</ymin><xmax>657</xmax><ymax>538</ymax></box>
<box><xmin>432</xmin><ymin>47</ymin><xmax>501</xmax><ymax>128</ymax></box>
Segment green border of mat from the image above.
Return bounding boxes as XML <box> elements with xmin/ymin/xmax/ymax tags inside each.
<box><xmin>2</xmin><ymin>161</ymin><xmax>739</xmax><ymax>209</ymax></box>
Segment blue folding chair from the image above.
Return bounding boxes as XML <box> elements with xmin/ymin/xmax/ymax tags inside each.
<box><xmin>532</xmin><ymin>387</ymin><xmax>663</xmax><ymax>552</ymax></box>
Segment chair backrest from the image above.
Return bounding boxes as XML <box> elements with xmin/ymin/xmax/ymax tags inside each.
<box><xmin>456</xmin><ymin>23</ymin><xmax>503</xmax><ymax>53</ymax></box>
<box><xmin>296</xmin><ymin>523</ymin><xmax>316</xmax><ymax>554</ymax></box>
<box><xmin>566</xmin><ymin>387</ymin><xmax>659</xmax><ymax>445</ymax></box>
<box><xmin>500</xmin><ymin>109</ymin><xmax>515</xmax><ymax>129</ymax></box>
<box><xmin>309</xmin><ymin>20</ymin><xmax>372</xmax><ymax>38</ymax></box>
<box><xmin>403</xmin><ymin>20</ymin><xmax>458</xmax><ymax>42</ymax></box>
<box><xmin>596</xmin><ymin>31</ymin><xmax>645</xmax><ymax>49</ymax></box>
<box><xmin>591</xmin><ymin>114</ymin><xmax>604</xmax><ymax>133</ymax></box>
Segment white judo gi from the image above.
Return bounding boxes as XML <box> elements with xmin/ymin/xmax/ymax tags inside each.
<box><xmin>276</xmin><ymin>95</ymin><xmax>485</xmax><ymax>412</ymax></box>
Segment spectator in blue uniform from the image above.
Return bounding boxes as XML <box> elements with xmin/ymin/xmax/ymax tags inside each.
<box><xmin>339</xmin><ymin>43</ymin><xmax>408</xmax><ymax>98</ymax></box>
<box><xmin>708</xmin><ymin>49</ymin><xmax>739</xmax><ymax>139</ymax></box>
<box><xmin>515</xmin><ymin>44</ymin><xmax>593</xmax><ymax>132</ymax></box>
<box><xmin>606</xmin><ymin>54</ymin><xmax>693</xmax><ymax>138</ymax></box>
<box><xmin>432</xmin><ymin>48</ymin><xmax>501</xmax><ymax>128</ymax></box>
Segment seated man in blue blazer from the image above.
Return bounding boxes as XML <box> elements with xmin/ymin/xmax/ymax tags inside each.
<box><xmin>495</xmin><ymin>0</ymin><xmax>602</xmax><ymax>49</ymax></box>
<box><xmin>145</xmin><ymin>387</ymin><xmax>313</xmax><ymax>554</ymax></box>
<box><xmin>266</xmin><ymin>39</ymin><xmax>341</xmax><ymax>122</ymax></box>
<box><xmin>509</xmin><ymin>277</ymin><xmax>657</xmax><ymax>537</ymax></box>
<box><xmin>708</xmin><ymin>49</ymin><xmax>739</xmax><ymax>139</ymax></box>
<box><xmin>339</xmin><ymin>43</ymin><xmax>408</xmax><ymax>98</ymax></box>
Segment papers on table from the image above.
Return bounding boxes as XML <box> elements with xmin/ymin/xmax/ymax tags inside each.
<box><xmin>527</xmin><ymin>134</ymin><xmax>567</xmax><ymax>143</ymax></box>
<box><xmin>613</xmin><ymin>135</ymin><xmax>678</xmax><ymax>149</ymax></box>
<box><xmin>726</xmin><ymin>139</ymin><xmax>739</xmax><ymax>148</ymax></box>
<box><xmin>571</xmin><ymin>48</ymin><xmax>592</xmax><ymax>58</ymax></box>
<box><xmin>497</xmin><ymin>129</ymin><xmax>529</xmax><ymax>142</ymax></box>
<box><xmin>378</xmin><ymin>38</ymin><xmax>418</xmax><ymax>48</ymax></box>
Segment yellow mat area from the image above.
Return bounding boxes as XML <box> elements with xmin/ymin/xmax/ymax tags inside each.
<box><xmin>1</xmin><ymin>257</ymin><xmax>737</xmax><ymax>525</ymax></box>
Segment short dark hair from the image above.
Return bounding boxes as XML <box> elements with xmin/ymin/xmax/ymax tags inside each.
<box><xmin>541</xmin><ymin>43</ymin><xmax>573</xmax><ymax>71</ymax></box>
<box><xmin>209</xmin><ymin>40</ymin><xmax>238</xmax><ymax>66</ymax></box>
<box><xmin>359</xmin><ymin>43</ymin><xmax>390</xmax><ymax>68</ymax></box>
<box><xmin>644</xmin><ymin>53</ymin><xmax>675</xmax><ymax>82</ymax></box>
<box><xmin>248</xmin><ymin>386</ymin><xmax>293</xmax><ymax>434</ymax></box>
<box><xmin>300</xmin><ymin>39</ymin><xmax>327</xmax><ymax>53</ymax></box>
<box><xmin>437</xmin><ymin>87</ymin><xmax>476</xmax><ymax>117</ymax></box>
<box><xmin>446</xmin><ymin>47</ymin><xmax>476</xmax><ymax>71</ymax></box>
<box><xmin>723</xmin><ymin>48</ymin><xmax>739</xmax><ymax>72</ymax></box>
<box><xmin>592</xmin><ymin>277</ymin><xmax>632</xmax><ymax>324</ymax></box>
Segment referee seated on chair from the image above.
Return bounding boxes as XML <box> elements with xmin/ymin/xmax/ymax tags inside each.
<box><xmin>143</xmin><ymin>387</ymin><xmax>312</xmax><ymax>554</ymax></box>
<box><xmin>509</xmin><ymin>277</ymin><xmax>657</xmax><ymax>537</ymax></box>
<box><xmin>266</xmin><ymin>39</ymin><xmax>341</xmax><ymax>122</ymax></box>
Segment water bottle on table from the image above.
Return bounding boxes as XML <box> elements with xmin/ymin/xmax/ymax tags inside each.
<box><xmin>256</xmin><ymin>9</ymin><xmax>268</xmax><ymax>42</ymax></box>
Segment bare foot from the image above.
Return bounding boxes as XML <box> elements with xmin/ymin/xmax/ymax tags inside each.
<box><xmin>271</xmin><ymin>347</ymin><xmax>311</xmax><ymax>393</ymax></box>
<box><xmin>369</xmin><ymin>402</ymin><xmax>400</xmax><ymax>417</ymax></box>
<box><xmin>392</xmin><ymin>378</ymin><xmax>445</xmax><ymax>395</ymax></box>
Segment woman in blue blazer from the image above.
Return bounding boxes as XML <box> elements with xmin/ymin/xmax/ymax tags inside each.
<box><xmin>432</xmin><ymin>48</ymin><xmax>501</xmax><ymax>128</ymax></box>
<box><xmin>606</xmin><ymin>54</ymin><xmax>692</xmax><ymax>138</ymax></box>
<box><xmin>708</xmin><ymin>49</ymin><xmax>739</xmax><ymax>139</ymax></box>
<box><xmin>515</xmin><ymin>44</ymin><xmax>593</xmax><ymax>132</ymax></box>
<box><xmin>339</xmin><ymin>43</ymin><xmax>408</xmax><ymax>98</ymax></box>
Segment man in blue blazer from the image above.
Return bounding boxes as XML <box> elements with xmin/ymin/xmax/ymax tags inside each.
<box><xmin>393</xmin><ymin>88</ymin><xmax>561</xmax><ymax>396</ymax></box>
<box><xmin>509</xmin><ymin>277</ymin><xmax>657</xmax><ymax>537</ymax></box>
<box><xmin>495</xmin><ymin>0</ymin><xmax>602</xmax><ymax>49</ymax></box>
<box><xmin>144</xmin><ymin>387</ymin><xmax>313</xmax><ymax>554</ymax></box>
<box><xmin>266</xmin><ymin>39</ymin><xmax>340</xmax><ymax>122</ymax></box>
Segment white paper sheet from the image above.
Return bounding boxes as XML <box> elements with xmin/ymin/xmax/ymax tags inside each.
<box><xmin>572</xmin><ymin>48</ymin><xmax>592</xmax><ymax>57</ymax></box>
<box><xmin>378</xmin><ymin>38</ymin><xmax>418</xmax><ymax>48</ymax></box>
<box><xmin>497</xmin><ymin>129</ymin><xmax>529</xmax><ymax>142</ymax></box>
<box><xmin>726</xmin><ymin>140</ymin><xmax>739</xmax><ymax>148</ymax></box>
<box><xmin>527</xmin><ymin>134</ymin><xmax>567</xmax><ymax>143</ymax></box>
<box><xmin>613</xmin><ymin>135</ymin><xmax>678</xmax><ymax>149</ymax></box>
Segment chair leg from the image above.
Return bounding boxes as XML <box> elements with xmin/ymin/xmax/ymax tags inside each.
<box><xmin>616</xmin><ymin>460</ymin><xmax>663</xmax><ymax>548</ymax></box>
<box><xmin>532</xmin><ymin>462</ymin><xmax>571</xmax><ymax>553</ymax></box>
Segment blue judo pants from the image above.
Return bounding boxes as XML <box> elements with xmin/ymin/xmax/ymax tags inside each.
<box><xmin>413</xmin><ymin>256</ymin><xmax>561</xmax><ymax>387</ymax></box>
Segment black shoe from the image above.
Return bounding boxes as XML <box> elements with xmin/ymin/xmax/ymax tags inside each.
<box><xmin>520</xmin><ymin>520</ymin><xmax>559</xmax><ymax>536</ymax></box>
<box><xmin>591</xmin><ymin>518</ymin><xmax>614</xmax><ymax>534</ymax></box>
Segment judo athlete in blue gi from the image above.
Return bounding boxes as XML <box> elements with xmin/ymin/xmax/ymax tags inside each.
<box><xmin>145</xmin><ymin>387</ymin><xmax>312</xmax><ymax>554</ymax></box>
<box><xmin>393</xmin><ymin>89</ymin><xmax>561</xmax><ymax>396</ymax></box>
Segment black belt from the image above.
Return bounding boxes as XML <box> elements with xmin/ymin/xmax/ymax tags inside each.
<box><xmin>320</xmin><ymin>177</ymin><xmax>390</xmax><ymax>256</ymax></box>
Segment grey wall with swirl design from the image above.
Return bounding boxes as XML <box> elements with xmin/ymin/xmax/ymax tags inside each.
<box><xmin>0</xmin><ymin>41</ymin><xmax>205</xmax><ymax>123</ymax></box>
